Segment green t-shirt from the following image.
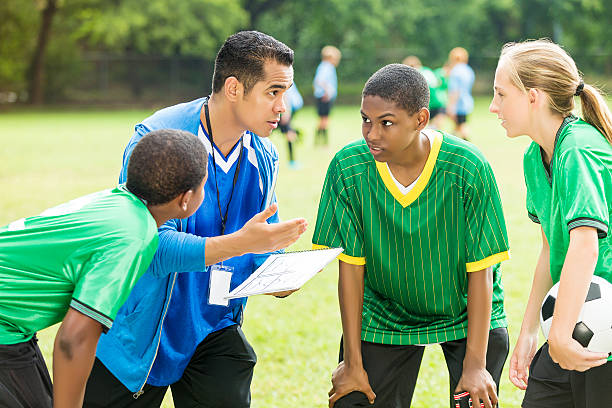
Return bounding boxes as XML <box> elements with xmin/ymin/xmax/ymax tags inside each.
<box><xmin>430</xmin><ymin>67</ymin><xmax>448</xmax><ymax>110</ymax></box>
<box><xmin>313</xmin><ymin>131</ymin><xmax>510</xmax><ymax>345</ymax></box>
<box><xmin>524</xmin><ymin>116</ymin><xmax>612</xmax><ymax>284</ymax></box>
<box><xmin>419</xmin><ymin>66</ymin><xmax>446</xmax><ymax>111</ymax></box>
<box><xmin>0</xmin><ymin>185</ymin><xmax>158</xmax><ymax>344</ymax></box>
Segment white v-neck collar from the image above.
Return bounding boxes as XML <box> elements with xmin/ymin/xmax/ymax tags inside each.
<box><xmin>198</xmin><ymin>123</ymin><xmax>250</xmax><ymax>174</ymax></box>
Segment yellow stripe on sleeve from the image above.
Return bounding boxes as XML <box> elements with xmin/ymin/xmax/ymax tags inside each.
<box><xmin>311</xmin><ymin>244</ymin><xmax>366</xmax><ymax>265</ymax></box>
<box><xmin>466</xmin><ymin>251</ymin><xmax>510</xmax><ymax>272</ymax></box>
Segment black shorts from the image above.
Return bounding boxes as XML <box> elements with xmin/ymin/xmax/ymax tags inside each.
<box><xmin>0</xmin><ymin>335</ymin><xmax>53</xmax><ymax>408</ymax></box>
<box><xmin>456</xmin><ymin>114</ymin><xmax>467</xmax><ymax>125</ymax></box>
<box><xmin>430</xmin><ymin>107</ymin><xmax>445</xmax><ymax>118</ymax></box>
<box><xmin>316</xmin><ymin>97</ymin><xmax>333</xmax><ymax>117</ymax></box>
<box><xmin>522</xmin><ymin>343</ymin><xmax>612</xmax><ymax>408</ymax></box>
<box><xmin>83</xmin><ymin>324</ymin><xmax>256</xmax><ymax>408</ymax></box>
<box><xmin>334</xmin><ymin>327</ymin><xmax>509</xmax><ymax>408</ymax></box>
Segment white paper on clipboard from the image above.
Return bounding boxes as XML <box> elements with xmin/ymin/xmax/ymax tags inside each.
<box><xmin>224</xmin><ymin>247</ymin><xmax>343</xmax><ymax>299</ymax></box>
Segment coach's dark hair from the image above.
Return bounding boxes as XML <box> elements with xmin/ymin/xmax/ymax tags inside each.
<box><xmin>212</xmin><ymin>30</ymin><xmax>294</xmax><ymax>94</ymax></box>
<box><xmin>362</xmin><ymin>64</ymin><xmax>429</xmax><ymax>114</ymax></box>
<box><xmin>127</xmin><ymin>129</ymin><xmax>208</xmax><ymax>206</ymax></box>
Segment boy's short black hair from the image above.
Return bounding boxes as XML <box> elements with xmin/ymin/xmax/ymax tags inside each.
<box><xmin>127</xmin><ymin>129</ymin><xmax>208</xmax><ymax>206</ymax></box>
<box><xmin>212</xmin><ymin>30</ymin><xmax>294</xmax><ymax>95</ymax></box>
<box><xmin>362</xmin><ymin>64</ymin><xmax>429</xmax><ymax>114</ymax></box>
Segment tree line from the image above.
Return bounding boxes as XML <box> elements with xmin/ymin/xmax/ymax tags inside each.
<box><xmin>1</xmin><ymin>0</ymin><xmax>610</xmax><ymax>105</ymax></box>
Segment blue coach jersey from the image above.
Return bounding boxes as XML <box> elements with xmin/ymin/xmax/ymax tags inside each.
<box><xmin>95</xmin><ymin>97</ymin><xmax>280</xmax><ymax>391</ymax></box>
<box><xmin>148</xmin><ymin>127</ymin><xmax>278</xmax><ymax>385</ymax></box>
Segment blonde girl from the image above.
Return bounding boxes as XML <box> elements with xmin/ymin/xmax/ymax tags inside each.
<box><xmin>489</xmin><ymin>39</ymin><xmax>612</xmax><ymax>407</ymax></box>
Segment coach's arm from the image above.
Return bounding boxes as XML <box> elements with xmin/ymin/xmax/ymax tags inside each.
<box><xmin>52</xmin><ymin>308</ymin><xmax>104</xmax><ymax>408</ymax></box>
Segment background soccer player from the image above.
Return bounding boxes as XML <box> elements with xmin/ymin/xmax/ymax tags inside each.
<box><xmin>279</xmin><ymin>83</ymin><xmax>304</xmax><ymax>168</ymax></box>
<box><xmin>313</xmin><ymin>45</ymin><xmax>341</xmax><ymax>146</ymax></box>
<box><xmin>490</xmin><ymin>39</ymin><xmax>612</xmax><ymax>408</ymax></box>
<box><xmin>0</xmin><ymin>129</ymin><xmax>208</xmax><ymax>408</ymax></box>
<box><xmin>313</xmin><ymin>64</ymin><xmax>510</xmax><ymax>408</ymax></box>
<box><xmin>447</xmin><ymin>47</ymin><xmax>475</xmax><ymax>140</ymax></box>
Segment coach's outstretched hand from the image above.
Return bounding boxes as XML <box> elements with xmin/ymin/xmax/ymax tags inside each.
<box><xmin>455</xmin><ymin>362</ymin><xmax>498</xmax><ymax>408</ymax></box>
<box><xmin>328</xmin><ymin>361</ymin><xmax>376</xmax><ymax>407</ymax></box>
<box><xmin>237</xmin><ymin>204</ymin><xmax>307</xmax><ymax>254</ymax></box>
<box><xmin>204</xmin><ymin>204</ymin><xmax>307</xmax><ymax>266</ymax></box>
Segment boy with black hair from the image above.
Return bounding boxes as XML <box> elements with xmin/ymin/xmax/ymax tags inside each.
<box><xmin>0</xmin><ymin>129</ymin><xmax>208</xmax><ymax>408</ymax></box>
<box><xmin>83</xmin><ymin>30</ymin><xmax>307</xmax><ymax>407</ymax></box>
<box><xmin>313</xmin><ymin>64</ymin><xmax>510</xmax><ymax>408</ymax></box>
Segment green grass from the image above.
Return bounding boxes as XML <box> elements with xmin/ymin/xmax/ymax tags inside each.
<box><xmin>0</xmin><ymin>98</ymin><xmax>556</xmax><ymax>407</ymax></box>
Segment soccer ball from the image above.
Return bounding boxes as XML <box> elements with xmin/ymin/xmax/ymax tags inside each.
<box><xmin>540</xmin><ymin>275</ymin><xmax>612</xmax><ymax>353</ymax></box>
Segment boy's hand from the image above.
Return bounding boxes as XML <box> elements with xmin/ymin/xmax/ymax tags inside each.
<box><xmin>328</xmin><ymin>361</ymin><xmax>375</xmax><ymax>407</ymax></box>
<box><xmin>548</xmin><ymin>335</ymin><xmax>608</xmax><ymax>372</ymax></box>
<box><xmin>455</xmin><ymin>362</ymin><xmax>498</xmax><ymax>408</ymax></box>
<box><xmin>509</xmin><ymin>331</ymin><xmax>538</xmax><ymax>390</ymax></box>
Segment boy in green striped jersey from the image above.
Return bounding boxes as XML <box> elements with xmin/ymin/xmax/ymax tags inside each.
<box><xmin>0</xmin><ymin>130</ymin><xmax>208</xmax><ymax>408</ymax></box>
<box><xmin>313</xmin><ymin>64</ymin><xmax>510</xmax><ymax>408</ymax></box>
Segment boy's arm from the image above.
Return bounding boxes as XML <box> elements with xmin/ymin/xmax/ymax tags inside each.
<box><xmin>328</xmin><ymin>261</ymin><xmax>376</xmax><ymax>407</ymax></box>
<box><xmin>149</xmin><ymin>204</ymin><xmax>306</xmax><ymax>277</ymax></box>
<box><xmin>52</xmin><ymin>308</ymin><xmax>104</xmax><ymax>408</ymax></box>
<box><xmin>456</xmin><ymin>266</ymin><xmax>498</xmax><ymax>408</ymax></box>
<box><xmin>548</xmin><ymin>226</ymin><xmax>608</xmax><ymax>371</ymax></box>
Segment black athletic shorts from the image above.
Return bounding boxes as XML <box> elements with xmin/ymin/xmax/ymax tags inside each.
<box><xmin>334</xmin><ymin>327</ymin><xmax>509</xmax><ymax>408</ymax></box>
<box><xmin>83</xmin><ymin>324</ymin><xmax>257</xmax><ymax>408</ymax></box>
<box><xmin>456</xmin><ymin>114</ymin><xmax>467</xmax><ymax>125</ymax></box>
<box><xmin>522</xmin><ymin>343</ymin><xmax>612</xmax><ymax>408</ymax></box>
<box><xmin>316</xmin><ymin>97</ymin><xmax>333</xmax><ymax>117</ymax></box>
<box><xmin>0</xmin><ymin>335</ymin><xmax>53</xmax><ymax>408</ymax></box>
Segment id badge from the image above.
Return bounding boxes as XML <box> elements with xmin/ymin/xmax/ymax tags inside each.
<box><xmin>208</xmin><ymin>264</ymin><xmax>234</xmax><ymax>306</ymax></box>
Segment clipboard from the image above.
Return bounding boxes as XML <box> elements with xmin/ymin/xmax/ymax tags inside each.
<box><xmin>224</xmin><ymin>247</ymin><xmax>343</xmax><ymax>299</ymax></box>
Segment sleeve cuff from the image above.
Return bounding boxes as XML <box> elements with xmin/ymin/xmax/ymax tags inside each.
<box><xmin>567</xmin><ymin>217</ymin><xmax>608</xmax><ymax>239</ymax></box>
<box><xmin>528</xmin><ymin>212</ymin><xmax>540</xmax><ymax>224</ymax></box>
<box><xmin>312</xmin><ymin>244</ymin><xmax>366</xmax><ymax>266</ymax></box>
<box><xmin>466</xmin><ymin>251</ymin><xmax>510</xmax><ymax>272</ymax></box>
<box><xmin>70</xmin><ymin>298</ymin><xmax>113</xmax><ymax>333</ymax></box>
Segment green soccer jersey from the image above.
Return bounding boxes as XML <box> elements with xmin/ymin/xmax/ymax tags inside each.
<box><xmin>313</xmin><ymin>131</ymin><xmax>510</xmax><ymax>345</ymax></box>
<box><xmin>0</xmin><ymin>185</ymin><xmax>158</xmax><ymax>345</ymax></box>
<box><xmin>524</xmin><ymin>116</ymin><xmax>612</xmax><ymax>284</ymax></box>
<box><xmin>431</xmin><ymin>67</ymin><xmax>448</xmax><ymax>110</ymax></box>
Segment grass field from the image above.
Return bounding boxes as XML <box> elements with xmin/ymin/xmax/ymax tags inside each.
<box><xmin>0</xmin><ymin>97</ymin><xmax>567</xmax><ymax>407</ymax></box>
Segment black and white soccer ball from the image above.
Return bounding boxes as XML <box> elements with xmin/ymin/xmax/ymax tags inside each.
<box><xmin>540</xmin><ymin>275</ymin><xmax>612</xmax><ymax>353</ymax></box>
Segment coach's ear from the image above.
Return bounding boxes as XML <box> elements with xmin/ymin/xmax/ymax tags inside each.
<box><xmin>224</xmin><ymin>76</ymin><xmax>243</xmax><ymax>102</ymax></box>
<box><xmin>416</xmin><ymin>107</ymin><xmax>430</xmax><ymax>131</ymax></box>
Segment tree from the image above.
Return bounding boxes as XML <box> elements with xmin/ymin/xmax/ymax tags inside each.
<box><xmin>28</xmin><ymin>0</ymin><xmax>58</xmax><ymax>104</ymax></box>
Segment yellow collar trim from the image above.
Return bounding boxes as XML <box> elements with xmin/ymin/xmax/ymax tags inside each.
<box><xmin>375</xmin><ymin>131</ymin><xmax>443</xmax><ymax>208</ymax></box>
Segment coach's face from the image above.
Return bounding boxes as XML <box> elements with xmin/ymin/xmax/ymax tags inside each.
<box><xmin>361</xmin><ymin>95</ymin><xmax>428</xmax><ymax>164</ymax></box>
<box><xmin>236</xmin><ymin>61</ymin><xmax>293</xmax><ymax>137</ymax></box>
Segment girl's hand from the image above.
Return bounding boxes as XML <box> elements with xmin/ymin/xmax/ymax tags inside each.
<box><xmin>509</xmin><ymin>331</ymin><xmax>538</xmax><ymax>390</ymax></box>
<box><xmin>548</xmin><ymin>334</ymin><xmax>608</xmax><ymax>371</ymax></box>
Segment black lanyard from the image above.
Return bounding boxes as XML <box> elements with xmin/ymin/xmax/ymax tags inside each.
<box><xmin>203</xmin><ymin>96</ymin><xmax>244</xmax><ymax>235</ymax></box>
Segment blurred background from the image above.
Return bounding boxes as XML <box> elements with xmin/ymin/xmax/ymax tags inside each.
<box><xmin>1</xmin><ymin>0</ymin><xmax>611</xmax><ymax>108</ymax></box>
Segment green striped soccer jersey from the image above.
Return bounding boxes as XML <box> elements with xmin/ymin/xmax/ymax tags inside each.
<box><xmin>524</xmin><ymin>116</ymin><xmax>612</xmax><ymax>284</ymax></box>
<box><xmin>0</xmin><ymin>186</ymin><xmax>158</xmax><ymax>344</ymax></box>
<box><xmin>313</xmin><ymin>131</ymin><xmax>509</xmax><ymax>345</ymax></box>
